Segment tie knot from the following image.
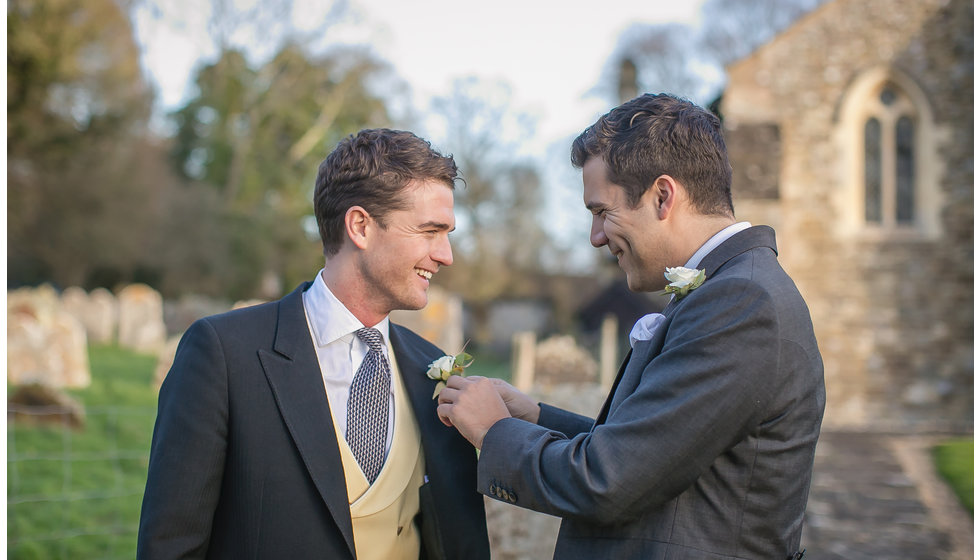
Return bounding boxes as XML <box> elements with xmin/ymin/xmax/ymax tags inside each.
<box><xmin>356</xmin><ymin>327</ymin><xmax>384</xmax><ymax>352</ymax></box>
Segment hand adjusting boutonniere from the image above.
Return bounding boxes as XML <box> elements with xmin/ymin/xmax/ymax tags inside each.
<box><xmin>426</xmin><ymin>349</ymin><xmax>473</xmax><ymax>399</ymax></box>
<box><xmin>661</xmin><ymin>266</ymin><xmax>706</xmax><ymax>299</ymax></box>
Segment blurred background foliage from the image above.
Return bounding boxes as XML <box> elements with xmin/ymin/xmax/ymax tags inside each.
<box><xmin>8</xmin><ymin>0</ymin><xmax>825</xmax><ymax>304</ymax></box>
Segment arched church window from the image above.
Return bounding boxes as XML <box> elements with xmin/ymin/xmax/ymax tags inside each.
<box><xmin>859</xmin><ymin>82</ymin><xmax>918</xmax><ymax>229</ymax></box>
<box><xmin>839</xmin><ymin>69</ymin><xmax>941</xmax><ymax>239</ymax></box>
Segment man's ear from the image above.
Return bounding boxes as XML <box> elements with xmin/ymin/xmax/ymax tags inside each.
<box><xmin>647</xmin><ymin>175</ymin><xmax>680</xmax><ymax>219</ymax></box>
<box><xmin>345</xmin><ymin>206</ymin><xmax>371</xmax><ymax>249</ymax></box>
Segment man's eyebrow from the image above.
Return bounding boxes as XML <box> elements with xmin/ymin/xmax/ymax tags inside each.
<box><xmin>418</xmin><ymin>220</ymin><xmax>455</xmax><ymax>231</ymax></box>
<box><xmin>584</xmin><ymin>201</ymin><xmax>604</xmax><ymax>212</ymax></box>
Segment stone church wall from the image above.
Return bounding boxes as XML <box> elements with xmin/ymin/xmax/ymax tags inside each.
<box><xmin>722</xmin><ymin>0</ymin><xmax>972</xmax><ymax>429</ymax></box>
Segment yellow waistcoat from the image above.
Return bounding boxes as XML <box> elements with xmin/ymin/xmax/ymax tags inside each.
<box><xmin>332</xmin><ymin>352</ymin><xmax>425</xmax><ymax>560</ymax></box>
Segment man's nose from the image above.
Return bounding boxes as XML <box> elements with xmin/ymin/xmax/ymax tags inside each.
<box><xmin>590</xmin><ymin>218</ymin><xmax>608</xmax><ymax>248</ymax></box>
<box><xmin>433</xmin><ymin>234</ymin><xmax>453</xmax><ymax>266</ymax></box>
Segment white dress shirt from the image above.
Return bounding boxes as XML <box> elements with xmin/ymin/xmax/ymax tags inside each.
<box><xmin>302</xmin><ymin>269</ymin><xmax>396</xmax><ymax>456</ymax></box>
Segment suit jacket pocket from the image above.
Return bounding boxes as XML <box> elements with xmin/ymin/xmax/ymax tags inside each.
<box><xmin>416</xmin><ymin>481</ymin><xmax>445</xmax><ymax>560</ymax></box>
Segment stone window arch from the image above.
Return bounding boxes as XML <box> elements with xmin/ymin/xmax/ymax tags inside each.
<box><xmin>836</xmin><ymin>68</ymin><xmax>945</xmax><ymax>239</ymax></box>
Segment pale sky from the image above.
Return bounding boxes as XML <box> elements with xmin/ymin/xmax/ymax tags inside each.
<box><xmin>135</xmin><ymin>0</ymin><xmax>705</xmax><ymax>148</ymax></box>
<box><xmin>132</xmin><ymin>0</ymin><xmax>708</xmax><ymax>266</ymax></box>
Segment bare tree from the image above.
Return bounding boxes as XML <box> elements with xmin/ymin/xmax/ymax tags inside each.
<box><xmin>427</xmin><ymin>77</ymin><xmax>557</xmax><ymax>344</ymax></box>
<box><xmin>611</xmin><ymin>23</ymin><xmax>717</xmax><ymax>104</ymax></box>
<box><xmin>605</xmin><ymin>0</ymin><xmax>829</xmax><ymax>105</ymax></box>
<box><xmin>699</xmin><ymin>0</ymin><xmax>827</xmax><ymax>66</ymax></box>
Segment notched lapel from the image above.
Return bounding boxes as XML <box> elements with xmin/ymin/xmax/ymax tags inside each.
<box><xmin>260</xmin><ymin>284</ymin><xmax>356</xmax><ymax>558</ymax></box>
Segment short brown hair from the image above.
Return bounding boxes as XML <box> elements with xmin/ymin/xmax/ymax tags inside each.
<box><xmin>571</xmin><ymin>93</ymin><xmax>733</xmax><ymax>216</ymax></box>
<box><xmin>313</xmin><ymin>128</ymin><xmax>458</xmax><ymax>256</ymax></box>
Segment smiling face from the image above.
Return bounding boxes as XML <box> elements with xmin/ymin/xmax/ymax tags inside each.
<box><xmin>583</xmin><ymin>157</ymin><xmax>669</xmax><ymax>292</ymax></box>
<box><xmin>357</xmin><ymin>179</ymin><xmax>455</xmax><ymax>319</ymax></box>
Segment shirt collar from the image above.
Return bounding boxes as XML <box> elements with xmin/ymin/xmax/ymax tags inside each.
<box><xmin>684</xmin><ymin>222</ymin><xmax>752</xmax><ymax>269</ymax></box>
<box><xmin>304</xmin><ymin>268</ymin><xmax>390</xmax><ymax>347</ymax></box>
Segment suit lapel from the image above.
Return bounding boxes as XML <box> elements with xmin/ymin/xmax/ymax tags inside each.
<box><xmin>259</xmin><ymin>283</ymin><xmax>356</xmax><ymax>558</ymax></box>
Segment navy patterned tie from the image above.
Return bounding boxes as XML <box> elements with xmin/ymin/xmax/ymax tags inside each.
<box><xmin>346</xmin><ymin>327</ymin><xmax>391</xmax><ymax>484</ymax></box>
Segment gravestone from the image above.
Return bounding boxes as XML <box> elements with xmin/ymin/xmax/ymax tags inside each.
<box><xmin>61</xmin><ymin>286</ymin><xmax>117</xmax><ymax>344</ymax></box>
<box><xmin>7</xmin><ymin>286</ymin><xmax>91</xmax><ymax>388</ymax></box>
<box><xmin>117</xmin><ymin>284</ymin><xmax>167</xmax><ymax>355</ymax></box>
<box><xmin>87</xmin><ymin>287</ymin><xmax>118</xmax><ymax>344</ymax></box>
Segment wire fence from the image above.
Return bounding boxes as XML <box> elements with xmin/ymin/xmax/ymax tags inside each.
<box><xmin>8</xmin><ymin>404</ymin><xmax>157</xmax><ymax>560</ymax></box>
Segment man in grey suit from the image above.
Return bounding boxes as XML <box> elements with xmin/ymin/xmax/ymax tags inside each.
<box><xmin>438</xmin><ymin>94</ymin><xmax>825</xmax><ymax>559</ymax></box>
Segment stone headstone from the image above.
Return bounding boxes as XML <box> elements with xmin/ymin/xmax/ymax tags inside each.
<box><xmin>8</xmin><ymin>286</ymin><xmax>91</xmax><ymax>388</ymax></box>
<box><xmin>60</xmin><ymin>286</ymin><xmax>117</xmax><ymax>344</ymax></box>
<box><xmin>60</xmin><ymin>286</ymin><xmax>89</xmax><ymax>322</ymax></box>
<box><xmin>87</xmin><ymin>288</ymin><xmax>118</xmax><ymax>344</ymax></box>
<box><xmin>117</xmin><ymin>283</ymin><xmax>166</xmax><ymax>355</ymax></box>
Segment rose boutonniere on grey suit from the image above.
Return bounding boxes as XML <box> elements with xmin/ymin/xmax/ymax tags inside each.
<box><xmin>661</xmin><ymin>266</ymin><xmax>706</xmax><ymax>299</ymax></box>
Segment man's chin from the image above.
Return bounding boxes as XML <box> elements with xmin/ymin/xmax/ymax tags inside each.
<box><xmin>625</xmin><ymin>276</ymin><xmax>648</xmax><ymax>293</ymax></box>
<box><xmin>398</xmin><ymin>294</ymin><xmax>428</xmax><ymax>311</ymax></box>
<box><xmin>626</xmin><ymin>275</ymin><xmax>665</xmax><ymax>294</ymax></box>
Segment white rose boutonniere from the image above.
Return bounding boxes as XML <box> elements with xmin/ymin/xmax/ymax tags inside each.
<box><xmin>662</xmin><ymin>266</ymin><xmax>706</xmax><ymax>299</ymax></box>
<box><xmin>426</xmin><ymin>350</ymin><xmax>473</xmax><ymax>399</ymax></box>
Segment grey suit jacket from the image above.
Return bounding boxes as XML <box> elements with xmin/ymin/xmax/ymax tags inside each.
<box><xmin>137</xmin><ymin>282</ymin><xmax>490</xmax><ymax>560</ymax></box>
<box><xmin>479</xmin><ymin>226</ymin><xmax>825</xmax><ymax>559</ymax></box>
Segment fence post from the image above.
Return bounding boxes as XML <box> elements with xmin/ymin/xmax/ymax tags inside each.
<box><xmin>511</xmin><ymin>331</ymin><xmax>537</xmax><ymax>392</ymax></box>
<box><xmin>599</xmin><ymin>314</ymin><xmax>619</xmax><ymax>390</ymax></box>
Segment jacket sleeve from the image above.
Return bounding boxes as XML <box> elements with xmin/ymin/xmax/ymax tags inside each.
<box><xmin>537</xmin><ymin>403</ymin><xmax>594</xmax><ymax>438</ymax></box>
<box><xmin>137</xmin><ymin>319</ymin><xmax>229</xmax><ymax>559</ymax></box>
<box><xmin>477</xmin><ymin>277</ymin><xmax>780</xmax><ymax>522</ymax></box>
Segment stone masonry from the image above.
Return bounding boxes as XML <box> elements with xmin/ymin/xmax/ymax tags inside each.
<box><xmin>721</xmin><ymin>0</ymin><xmax>973</xmax><ymax>429</ymax></box>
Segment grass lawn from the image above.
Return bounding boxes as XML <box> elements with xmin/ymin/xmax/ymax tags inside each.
<box><xmin>6</xmin><ymin>344</ymin><xmax>509</xmax><ymax>559</ymax></box>
<box><xmin>465</xmin><ymin>354</ymin><xmax>512</xmax><ymax>383</ymax></box>
<box><xmin>933</xmin><ymin>438</ymin><xmax>973</xmax><ymax>515</ymax></box>
<box><xmin>8</xmin><ymin>345</ymin><xmax>159</xmax><ymax>560</ymax></box>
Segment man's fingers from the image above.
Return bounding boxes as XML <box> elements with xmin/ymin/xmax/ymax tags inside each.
<box><xmin>436</xmin><ymin>402</ymin><xmax>454</xmax><ymax>427</ymax></box>
<box><xmin>445</xmin><ymin>374</ymin><xmax>470</xmax><ymax>389</ymax></box>
<box><xmin>437</xmin><ymin>386</ymin><xmax>459</xmax><ymax>405</ymax></box>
